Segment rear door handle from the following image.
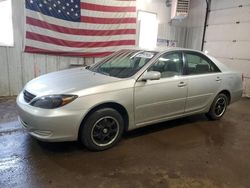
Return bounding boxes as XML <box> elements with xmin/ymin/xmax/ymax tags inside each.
<box><xmin>216</xmin><ymin>77</ymin><xmax>222</xmax><ymax>81</ymax></box>
<box><xmin>178</xmin><ymin>81</ymin><xmax>187</xmax><ymax>87</ymax></box>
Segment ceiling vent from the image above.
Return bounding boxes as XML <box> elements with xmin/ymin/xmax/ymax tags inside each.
<box><xmin>171</xmin><ymin>0</ymin><xmax>190</xmax><ymax>20</ymax></box>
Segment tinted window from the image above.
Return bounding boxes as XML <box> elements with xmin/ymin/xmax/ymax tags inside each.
<box><xmin>148</xmin><ymin>52</ymin><xmax>183</xmax><ymax>78</ymax></box>
<box><xmin>185</xmin><ymin>52</ymin><xmax>220</xmax><ymax>75</ymax></box>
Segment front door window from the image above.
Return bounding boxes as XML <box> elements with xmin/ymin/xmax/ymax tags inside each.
<box><xmin>148</xmin><ymin>52</ymin><xmax>183</xmax><ymax>78</ymax></box>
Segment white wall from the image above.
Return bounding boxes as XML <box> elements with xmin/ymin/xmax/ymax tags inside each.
<box><xmin>0</xmin><ymin>0</ymin><xmax>186</xmax><ymax>97</ymax></box>
<box><xmin>137</xmin><ymin>0</ymin><xmax>170</xmax><ymax>23</ymax></box>
<box><xmin>184</xmin><ymin>0</ymin><xmax>206</xmax><ymax>50</ymax></box>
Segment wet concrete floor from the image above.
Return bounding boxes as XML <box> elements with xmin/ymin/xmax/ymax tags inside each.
<box><xmin>0</xmin><ymin>97</ymin><xmax>250</xmax><ymax>188</ymax></box>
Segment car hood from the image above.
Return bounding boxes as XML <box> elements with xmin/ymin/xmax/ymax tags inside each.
<box><xmin>24</xmin><ymin>67</ymin><xmax>121</xmax><ymax>96</ymax></box>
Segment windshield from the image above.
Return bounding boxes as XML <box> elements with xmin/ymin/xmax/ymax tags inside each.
<box><xmin>89</xmin><ymin>50</ymin><xmax>157</xmax><ymax>78</ymax></box>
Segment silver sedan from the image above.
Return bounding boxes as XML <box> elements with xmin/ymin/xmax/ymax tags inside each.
<box><xmin>17</xmin><ymin>48</ymin><xmax>243</xmax><ymax>151</ymax></box>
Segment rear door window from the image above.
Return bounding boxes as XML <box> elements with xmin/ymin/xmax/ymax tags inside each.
<box><xmin>185</xmin><ymin>52</ymin><xmax>220</xmax><ymax>75</ymax></box>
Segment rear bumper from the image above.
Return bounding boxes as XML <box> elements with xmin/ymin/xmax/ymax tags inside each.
<box><xmin>16</xmin><ymin>92</ymin><xmax>86</xmax><ymax>142</ymax></box>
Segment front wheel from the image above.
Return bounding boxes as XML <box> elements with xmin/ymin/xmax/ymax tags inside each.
<box><xmin>206</xmin><ymin>93</ymin><xmax>228</xmax><ymax>120</ymax></box>
<box><xmin>80</xmin><ymin>108</ymin><xmax>124</xmax><ymax>151</ymax></box>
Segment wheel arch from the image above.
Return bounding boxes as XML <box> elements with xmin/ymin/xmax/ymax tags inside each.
<box><xmin>219</xmin><ymin>89</ymin><xmax>231</xmax><ymax>104</ymax></box>
<box><xmin>78</xmin><ymin>102</ymin><xmax>129</xmax><ymax>140</ymax></box>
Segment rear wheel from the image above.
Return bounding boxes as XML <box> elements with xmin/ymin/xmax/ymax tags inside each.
<box><xmin>206</xmin><ymin>93</ymin><xmax>228</xmax><ymax>120</ymax></box>
<box><xmin>80</xmin><ymin>108</ymin><xmax>124</xmax><ymax>151</ymax></box>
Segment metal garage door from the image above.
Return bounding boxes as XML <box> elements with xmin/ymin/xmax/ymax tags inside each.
<box><xmin>204</xmin><ymin>0</ymin><xmax>250</xmax><ymax>96</ymax></box>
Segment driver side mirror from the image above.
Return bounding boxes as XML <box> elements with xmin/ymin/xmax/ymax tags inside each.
<box><xmin>139</xmin><ymin>71</ymin><xmax>161</xmax><ymax>81</ymax></box>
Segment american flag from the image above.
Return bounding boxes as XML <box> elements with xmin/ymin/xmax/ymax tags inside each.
<box><xmin>24</xmin><ymin>0</ymin><xmax>137</xmax><ymax>57</ymax></box>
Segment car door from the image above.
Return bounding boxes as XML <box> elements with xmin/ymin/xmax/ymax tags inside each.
<box><xmin>134</xmin><ymin>51</ymin><xmax>188</xmax><ymax>125</ymax></box>
<box><xmin>183</xmin><ymin>51</ymin><xmax>222</xmax><ymax>113</ymax></box>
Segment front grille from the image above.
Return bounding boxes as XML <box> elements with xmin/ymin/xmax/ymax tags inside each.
<box><xmin>23</xmin><ymin>90</ymin><xmax>36</xmax><ymax>103</ymax></box>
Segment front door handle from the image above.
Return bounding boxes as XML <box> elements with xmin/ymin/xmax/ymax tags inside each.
<box><xmin>216</xmin><ymin>77</ymin><xmax>222</xmax><ymax>81</ymax></box>
<box><xmin>178</xmin><ymin>81</ymin><xmax>187</xmax><ymax>87</ymax></box>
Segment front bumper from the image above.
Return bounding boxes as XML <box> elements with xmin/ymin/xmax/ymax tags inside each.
<box><xmin>16</xmin><ymin>92</ymin><xmax>86</xmax><ymax>142</ymax></box>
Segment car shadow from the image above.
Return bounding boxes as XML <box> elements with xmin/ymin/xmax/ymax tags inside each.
<box><xmin>36</xmin><ymin>140</ymin><xmax>84</xmax><ymax>153</ymax></box>
<box><xmin>124</xmin><ymin>114</ymin><xmax>208</xmax><ymax>139</ymax></box>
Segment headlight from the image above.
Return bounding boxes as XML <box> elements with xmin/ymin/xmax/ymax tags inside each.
<box><xmin>30</xmin><ymin>95</ymin><xmax>78</xmax><ymax>109</ymax></box>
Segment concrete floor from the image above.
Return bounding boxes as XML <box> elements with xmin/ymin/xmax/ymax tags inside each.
<box><xmin>0</xmin><ymin>97</ymin><xmax>250</xmax><ymax>188</ymax></box>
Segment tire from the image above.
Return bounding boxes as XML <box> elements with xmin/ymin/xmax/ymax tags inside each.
<box><xmin>206</xmin><ymin>93</ymin><xmax>228</xmax><ymax>120</ymax></box>
<box><xmin>80</xmin><ymin>108</ymin><xmax>124</xmax><ymax>151</ymax></box>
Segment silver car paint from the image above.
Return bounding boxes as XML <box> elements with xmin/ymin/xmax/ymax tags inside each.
<box><xmin>135</xmin><ymin>75</ymin><xmax>188</xmax><ymax>124</ymax></box>
<box><xmin>16</xmin><ymin>48</ymin><xmax>243</xmax><ymax>142</ymax></box>
<box><xmin>24</xmin><ymin>67</ymin><xmax>122</xmax><ymax>96</ymax></box>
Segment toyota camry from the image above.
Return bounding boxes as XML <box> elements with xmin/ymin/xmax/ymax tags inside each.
<box><xmin>17</xmin><ymin>48</ymin><xmax>243</xmax><ymax>151</ymax></box>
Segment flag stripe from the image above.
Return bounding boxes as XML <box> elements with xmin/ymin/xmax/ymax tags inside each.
<box><xmin>81</xmin><ymin>2</ymin><xmax>136</xmax><ymax>12</ymax></box>
<box><xmin>27</xmin><ymin>25</ymin><xmax>135</xmax><ymax>42</ymax></box>
<box><xmin>80</xmin><ymin>16</ymin><xmax>136</xmax><ymax>24</ymax></box>
<box><xmin>26</xmin><ymin>10</ymin><xmax>136</xmax><ymax>30</ymax></box>
<box><xmin>25</xmin><ymin>46</ymin><xmax>114</xmax><ymax>57</ymax></box>
<box><xmin>26</xmin><ymin>31</ymin><xmax>136</xmax><ymax>48</ymax></box>
<box><xmin>84</xmin><ymin>0</ymin><xmax>136</xmax><ymax>7</ymax></box>
<box><xmin>26</xmin><ymin>17</ymin><xmax>136</xmax><ymax>36</ymax></box>
<box><xmin>25</xmin><ymin>39</ymin><xmax>134</xmax><ymax>52</ymax></box>
<box><xmin>80</xmin><ymin>10</ymin><xmax>136</xmax><ymax>18</ymax></box>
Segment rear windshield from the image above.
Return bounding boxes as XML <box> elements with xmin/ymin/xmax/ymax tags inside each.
<box><xmin>89</xmin><ymin>50</ymin><xmax>157</xmax><ymax>78</ymax></box>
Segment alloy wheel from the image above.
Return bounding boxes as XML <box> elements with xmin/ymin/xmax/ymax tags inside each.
<box><xmin>214</xmin><ymin>96</ymin><xmax>227</xmax><ymax>117</ymax></box>
<box><xmin>91</xmin><ymin>116</ymin><xmax>119</xmax><ymax>147</ymax></box>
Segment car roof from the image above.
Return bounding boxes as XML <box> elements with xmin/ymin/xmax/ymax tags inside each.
<box><xmin>122</xmin><ymin>47</ymin><xmax>204</xmax><ymax>54</ymax></box>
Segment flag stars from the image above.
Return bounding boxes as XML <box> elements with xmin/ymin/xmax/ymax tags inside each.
<box><xmin>28</xmin><ymin>0</ymin><xmax>81</xmax><ymax>21</ymax></box>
